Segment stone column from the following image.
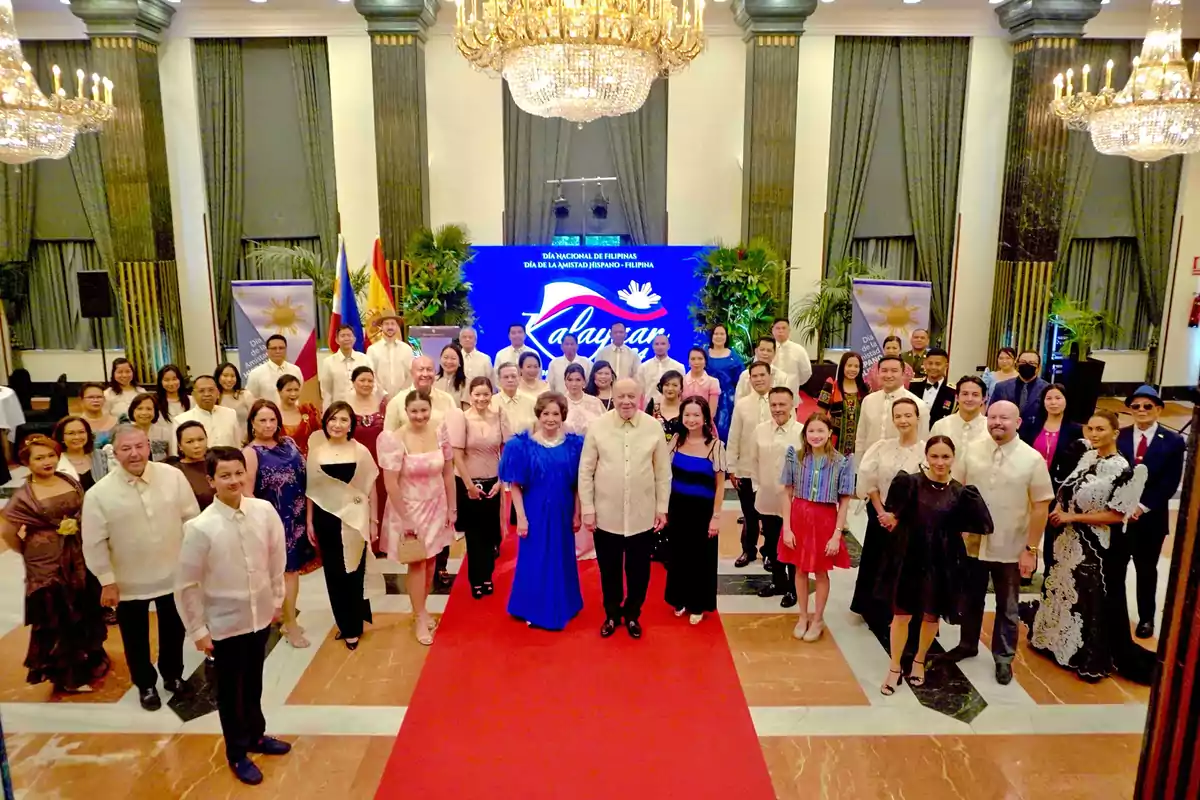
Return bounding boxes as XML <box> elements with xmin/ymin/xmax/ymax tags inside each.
<box><xmin>987</xmin><ymin>0</ymin><xmax>1102</xmax><ymax>356</ymax></box>
<box><xmin>353</xmin><ymin>0</ymin><xmax>437</xmax><ymax>262</ymax></box>
<box><xmin>68</xmin><ymin>0</ymin><xmax>186</xmax><ymax>382</ymax></box>
<box><xmin>732</xmin><ymin>0</ymin><xmax>817</xmax><ymax>263</ymax></box>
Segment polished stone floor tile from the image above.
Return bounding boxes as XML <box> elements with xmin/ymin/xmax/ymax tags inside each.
<box><xmin>760</xmin><ymin>733</ymin><xmax>1141</xmax><ymax>799</ymax></box>
<box><xmin>722</xmin><ymin>615</ymin><xmax>868</xmax><ymax>707</ymax></box>
<box><xmin>980</xmin><ymin>613</ymin><xmax>1151</xmax><ymax>705</ymax></box>
<box><xmin>0</xmin><ymin>616</ymin><xmax>148</xmax><ymax>704</ymax></box>
<box><xmin>286</xmin><ymin>613</ymin><xmax>432</xmax><ymax>706</ymax></box>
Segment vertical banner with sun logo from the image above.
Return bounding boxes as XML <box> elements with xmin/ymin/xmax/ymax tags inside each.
<box><xmin>231</xmin><ymin>280</ymin><xmax>320</xmax><ymax>402</ymax></box>
<box><xmin>850</xmin><ymin>279</ymin><xmax>932</xmax><ymax>372</ymax></box>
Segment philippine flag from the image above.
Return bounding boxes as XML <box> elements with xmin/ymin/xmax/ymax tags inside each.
<box><xmin>328</xmin><ymin>236</ymin><xmax>365</xmax><ymax>351</ymax></box>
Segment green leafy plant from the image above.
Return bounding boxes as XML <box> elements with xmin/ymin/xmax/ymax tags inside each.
<box><xmin>690</xmin><ymin>239</ymin><xmax>785</xmax><ymax>361</ymax></box>
<box><xmin>243</xmin><ymin>243</ymin><xmax>371</xmax><ymax>311</ymax></box>
<box><xmin>1050</xmin><ymin>295</ymin><xmax>1122</xmax><ymax>361</ymax></box>
<box><xmin>790</xmin><ymin>257</ymin><xmax>884</xmax><ymax>362</ymax></box>
<box><xmin>401</xmin><ymin>224</ymin><xmax>474</xmax><ymax>327</ymax></box>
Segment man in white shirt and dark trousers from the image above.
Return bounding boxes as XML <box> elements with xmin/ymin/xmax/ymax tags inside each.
<box><xmin>173</xmin><ymin>375</ymin><xmax>241</xmax><ymax>452</ymax></box>
<box><xmin>320</xmin><ymin>324</ymin><xmax>373</xmax><ymax>409</ymax></box>
<box><xmin>947</xmin><ymin>400</ymin><xmax>1053</xmax><ymax>685</ymax></box>
<box><xmin>245</xmin><ymin>334</ymin><xmax>303</xmax><ymax>405</ymax></box>
<box><xmin>728</xmin><ymin>362</ymin><xmax>774</xmax><ymax>568</ymax></box>
<box><xmin>734</xmin><ymin>337</ymin><xmax>797</xmax><ymax>400</ymax></box>
<box><xmin>594</xmin><ymin>321</ymin><xmax>641</xmax><ymax>379</ymax></box>
<box><xmin>458</xmin><ymin>327</ymin><xmax>494</xmax><ymax>383</ymax></box>
<box><xmin>547</xmin><ymin>333</ymin><xmax>593</xmax><ymax>393</ymax></box>
<box><xmin>854</xmin><ymin>356</ymin><xmax>929</xmax><ymax>453</ymax></box>
<box><xmin>366</xmin><ymin>313</ymin><xmax>415</xmax><ymax>399</ymax></box>
<box><xmin>176</xmin><ymin>447</ymin><xmax>291</xmax><ymax>786</ymax></box>
<box><xmin>580</xmin><ymin>378</ymin><xmax>672</xmax><ymax>639</ymax></box>
<box><xmin>769</xmin><ymin>318</ymin><xmax>813</xmax><ymax>394</ymax></box>
<box><xmin>637</xmin><ymin>334</ymin><xmax>685</xmax><ymax>404</ymax></box>
<box><xmin>747</xmin><ymin>387</ymin><xmax>804</xmax><ymax>605</ymax></box>
<box><xmin>82</xmin><ymin>425</ymin><xmax>201</xmax><ymax>711</ymax></box>
<box><xmin>494</xmin><ymin>323</ymin><xmax>535</xmax><ymax>377</ymax></box>
<box><xmin>930</xmin><ymin>375</ymin><xmax>989</xmax><ymax>451</ymax></box>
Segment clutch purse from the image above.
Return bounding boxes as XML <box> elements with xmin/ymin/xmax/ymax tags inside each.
<box><xmin>962</xmin><ymin>532</ymin><xmax>983</xmax><ymax>559</ymax></box>
<box><xmin>395</xmin><ymin>534</ymin><xmax>428</xmax><ymax>564</ymax></box>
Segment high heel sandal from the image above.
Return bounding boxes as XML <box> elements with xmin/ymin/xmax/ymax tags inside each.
<box><xmin>880</xmin><ymin>668</ymin><xmax>903</xmax><ymax>696</ymax></box>
<box><xmin>907</xmin><ymin>659</ymin><xmax>926</xmax><ymax>688</ymax></box>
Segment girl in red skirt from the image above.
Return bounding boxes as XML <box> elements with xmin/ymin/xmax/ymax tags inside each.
<box><xmin>779</xmin><ymin>412</ymin><xmax>854</xmax><ymax>641</ymax></box>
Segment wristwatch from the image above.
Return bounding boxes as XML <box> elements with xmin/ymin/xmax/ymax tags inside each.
<box><xmin>1025</xmin><ymin>544</ymin><xmax>1040</xmax><ymax>557</ymax></box>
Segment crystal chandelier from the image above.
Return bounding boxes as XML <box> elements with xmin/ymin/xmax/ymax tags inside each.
<box><xmin>454</xmin><ymin>0</ymin><xmax>706</xmax><ymax>124</ymax></box>
<box><xmin>1050</xmin><ymin>0</ymin><xmax>1200</xmax><ymax>162</ymax></box>
<box><xmin>0</xmin><ymin>0</ymin><xmax>115</xmax><ymax>165</ymax></box>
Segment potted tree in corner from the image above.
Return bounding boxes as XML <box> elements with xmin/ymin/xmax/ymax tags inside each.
<box><xmin>1050</xmin><ymin>296</ymin><xmax>1121</xmax><ymax>425</ymax></box>
<box><xmin>790</xmin><ymin>257</ymin><xmax>883</xmax><ymax>396</ymax></box>
<box><xmin>400</xmin><ymin>224</ymin><xmax>475</xmax><ymax>328</ymax></box>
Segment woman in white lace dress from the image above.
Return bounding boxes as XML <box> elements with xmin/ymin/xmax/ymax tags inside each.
<box><xmin>1030</xmin><ymin>409</ymin><xmax>1153</xmax><ymax>683</ymax></box>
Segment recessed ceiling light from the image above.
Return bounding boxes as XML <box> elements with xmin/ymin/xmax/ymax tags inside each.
<box><xmin>903</xmin><ymin>0</ymin><xmax>921</xmax><ymax>4</ymax></box>
<box><xmin>989</xmin><ymin>0</ymin><xmax>1004</xmax><ymax>4</ymax></box>
<box><xmin>250</xmin><ymin>0</ymin><xmax>268</xmax><ymax>4</ymax></box>
<box><xmin>59</xmin><ymin>0</ymin><xmax>70</xmax><ymax>5</ymax></box>
<box><xmin>1101</xmin><ymin>0</ymin><xmax>1110</xmax><ymax>4</ymax></box>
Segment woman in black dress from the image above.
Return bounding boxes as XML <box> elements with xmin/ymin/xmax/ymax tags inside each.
<box><xmin>585</xmin><ymin>361</ymin><xmax>616</xmax><ymax>411</ymax></box>
<box><xmin>1024</xmin><ymin>383</ymin><xmax>1086</xmax><ymax>574</ymax></box>
<box><xmin>164</xmin><ymin>421</ymin><xmax>215</xmax><ymax>510</ymax></box>
<box><xmin>645</xmin><ymin>370</ymin><xmax>685</xmax><ymax>439</ymax></box>
<box><xmin>876</xmin><ymin>435</ymin><xmax>992</xmax><ymax>695</ymax></box>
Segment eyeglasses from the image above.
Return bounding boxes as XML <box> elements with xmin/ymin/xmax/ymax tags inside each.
<box><xmin>1129</xmin><ymin>403</ymin><xmax>1156</xmax><ymax>411</ymax></box>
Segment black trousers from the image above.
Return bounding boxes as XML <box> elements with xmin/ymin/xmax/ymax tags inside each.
<box><xmin>314</xmin><ymin>523</ymin><xmax>371</xmax><ymax>639</ymax></box>
<box><xmin>213</xmin><ymin>627</ymin><xmax>270</xmax><ymax>764</ymax></box>
<box><xmin>737</xmin><ymin>478</ymin><xmax>762</xmax><ymax>558</ymax></box>
<box><xmin>760</xmin><ymin>514</ymin><xmax>788</xmax><ymax>589</ymax></box>
<box><xmin>116</xmin><ymin>593</ymin><xmax>185</xmax><ymax>690</ymax></box>
<box><xmin>1118</xmin><ymin>516</ymin><xmax>1168</xmax><ymax>625</ymax></box>
<box><xmin>958</xmin><ymin>559</ymin><xmax>1021</xmax><ymax>665</ymax></box>
<box><xmin>462</xmin><ymin>477</ymin><xmax>501</xmax><ymax>587</ymax></box>
<box><xmin>595</xmin><ymin>529</ymin><xmax>655</xmax><ymax>622</ymax></box>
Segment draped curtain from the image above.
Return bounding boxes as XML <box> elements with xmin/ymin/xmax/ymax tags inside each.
<box><xmin>1062</xmin><ymin>238</ymin><xmax>1150</xmax><ymax>349</ymax></box>
<box><xmin>825</xmin><ymin>37</ymin><xmax>895</xmax><ymax>273</ymax></box>
<box><xmin>503</xmin><ymin>85</ymin><xmax>573</xmax><ymax>244</ymax></box>
<box><xmin>1130</xmin><ymin>157</ymin><xmax>1182</xmax><ymax>328</ymax></box>
<box><xmin>289</xmin><ymin>38</ymin><xmax>339</xmax><ymax>269</ymax></box>
<box><xmin>0</xmin><ymin>42</ymin><xmax>38</xmax><ymax>349</ymax></box>
<box><xmin>25</xmin><ymin>242</ymin><xmax>120</xmax><ymax>350</ymax></box>
<box><xmin>606</xmin><ymin>81</ymin><xmax>668</xmax><ymax>245</ymax></box>
<box><xmin>195</xmin><ymin>39</ymin><xmax>245</xmax><ymax>347</ymax></box>
<box><xmin>850</xmin><ymin>237</ymin><xmax>918</xmax><ymax>281</ymax></box>
<box><xmin>897</xmin><ymin>37</ymin><xmax>969</xmax><ymax>335</ymax></box>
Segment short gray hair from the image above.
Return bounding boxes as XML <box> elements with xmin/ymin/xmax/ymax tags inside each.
<box><xmin>496</xmin><ymin>361</ymin><xmax>518</xmax><ymax>377</ymax></box>
<box><xmin>111</xmin><ymin>423</ymin><xmax>147</xmax><ymax>445</ymax></box>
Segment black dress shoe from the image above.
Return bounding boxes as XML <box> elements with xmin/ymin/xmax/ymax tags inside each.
<box><xmin>762</xmin><ymin>556</ymin><xmax>774</xmax><ymax>573</ymax></box>
<box><xmin>163</xmin><ymin>678</ymin><xmax>191</xmax><ymax>696</ymax></box>
<box><xmin>248</xmin><ymin>736</ymin><xmax>292</xmax><ymax>756</ymax></box>
<box><xmin>940</xmin><ymin>646</ymin><xmax>978</xmax><ymax>663</ymax></box>
<box><xmin>780</xmin><ymin>592</ymin><xmax>798</xmax><ymax>608</ymax></box>
<box><xmin>995</xmin><ymin>662</ymin><xmax>1014</xmax><ymax>685</ymax></box>
<box><xmin>230</xmin><ymin>757</ymin><xmax>264</xmax><ymax>786</ymax></box>
<box><xmin>757</xmin><ymin>584</ymin><xmax>781</xmax><ymax>598</ymax></box>
<box><xmin>482</xmin><ymin>582</ymin><xmax>494</xmax><ymax>596</ymax></box>
<box><xmin>1135</xmin><ymin>621</ymin><xmax>1155</xmax><ymax>639</ymax></box>
<box><xmin>472</xmin><ymin>586</ymin><xmax>485</xmax><ymax>599</ymax></box>
<box><xmin>625</xmin><ymin>619</ymin><xmax>643</xmax><ymax>639</ymax></box>
<box><xmin>139</xmin><ymin>686</ymin><xmax>162</xmax><ymax>711</ymax></box>
<box><xmin>600</xmin><ymin>618</ymin><xmax>619</xmax><ymax>638</ymax></box>
<box><xmin>734</xmin><ymin>553</ymin><xmax>753</xmax><ymax>569</ymax></box>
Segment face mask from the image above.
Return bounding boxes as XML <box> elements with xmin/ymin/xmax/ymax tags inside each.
<box><xmin>1017</xmin><ymin>363</ymin><xmax>1038</xmax><ymax>381</ymax></box>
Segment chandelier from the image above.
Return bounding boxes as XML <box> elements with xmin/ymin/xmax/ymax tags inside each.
<box><xmin>454</xmin><ymin>0</ymin><xmax>706</xmax><ymax>124</ymax></box>
<box><xmin>1051</xmin><ymin>0</ymin><xmax>1200</xmax><ymax>162</ymax></box>
<box><xmin>0</xmin><ymin>0</ymin><xmax>115</xmax><ymax>165</ymax></box>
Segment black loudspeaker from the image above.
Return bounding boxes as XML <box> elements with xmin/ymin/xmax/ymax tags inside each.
<box><xmin>77</xmin><ymin>271</ymin><xmax>114</xmax><ymax>319</ymax></box>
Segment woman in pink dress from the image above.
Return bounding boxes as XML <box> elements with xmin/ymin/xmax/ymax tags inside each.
<box><xmin>561</xmin><ymin>364</ymin><xmax>604</xmax><ymax>437</ymax></box>
<box><xmin>681</xmin><ymin>347</ymin><xmax>720</xmax><ymax>418</ymax></box>
<box><xmin>347</xmin><ymin>366</ymin><xmax>388</xmax><ymax>546</ymax></box>
<box><xmin>378</xmin><ymin>390</ymin><xmax>457</xmax><ymax>645</ymax></box>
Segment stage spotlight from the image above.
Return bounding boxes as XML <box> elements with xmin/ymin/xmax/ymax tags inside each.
<box><xmin>553</xmin><ymin>190</ymin><xmax>570</xmax><ymax>220</ymax></box>
<box><xmin>590</xmin><ymin>187</ymin><xmax>609</xmax><ymax>220</ymax></box>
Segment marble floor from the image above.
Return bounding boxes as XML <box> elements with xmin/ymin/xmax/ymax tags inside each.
<box><xmin>0</xmin><ymin>493</ymin><xmax>1166</xmax><ymax>800</ymax></box>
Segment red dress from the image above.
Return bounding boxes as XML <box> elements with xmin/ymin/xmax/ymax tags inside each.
<box><xmin>282</xmin><ymin>403</ymin><xmax>321</xmax><ymax>457</ymax></box>
<box><xmin>775</xmin><ymin>448</ymin><xmax>853</xmax><ymax>572</ymax></box>
<box><xmin>352</xmin><ymin>398</ymin><xmax>388</xmax><ymax>544</ymax></box>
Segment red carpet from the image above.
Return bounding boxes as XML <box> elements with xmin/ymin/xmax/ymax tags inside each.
<box><xmin>376</xmin><ymin>537</ymin><xmax>775</xmax><ymax>799</ymax></box>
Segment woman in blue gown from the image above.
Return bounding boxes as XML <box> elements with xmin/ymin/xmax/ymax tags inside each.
<box><xmin>499</xmin><ymin>392</ymin><xmax>585</xmax><ymax>630</ymax></box>
<box><xmin>705</xmin><ymin>324</ymin><xmax>744</xmax><ymax>442</ymax></box>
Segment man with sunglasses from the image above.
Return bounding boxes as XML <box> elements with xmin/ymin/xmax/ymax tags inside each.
<box><xmin>989</xmin><ymin>350</ymin><xmax>1049</xmax><ymax>432</ymax></box>
<box><xmin>1116</xmin><ymin>385</ymin><xmax>1185</xmax><ymax>639</ymax></box>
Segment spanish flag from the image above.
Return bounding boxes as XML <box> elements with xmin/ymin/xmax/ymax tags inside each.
<box><xmin>363</xmin><ymin>237</ymin><xmax>396</xmax><ymax>343</ymax></box>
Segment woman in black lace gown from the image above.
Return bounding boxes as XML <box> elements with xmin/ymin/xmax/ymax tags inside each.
<box><xmin>1030</xmin><ymin>410</ymin><xmax>1154</xmax><ymax>684</ymax></box>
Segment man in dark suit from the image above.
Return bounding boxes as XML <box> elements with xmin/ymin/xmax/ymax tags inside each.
<box><xmin>989</xmin><ymin>349</ymin><xmax>1049</xmax><ymax>432</ymax></box>
<box><xmin>910</xmin><ymin>347</ymin><xmax>956</xmax><ymax>426</ymax></box>
<box><xmin>1116</xmin><ymin>385</ymin><xmax>1185</xmax><ymax>639</ymax></box>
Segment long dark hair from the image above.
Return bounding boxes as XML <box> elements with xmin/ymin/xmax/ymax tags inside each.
<box><xmin>836</xmin><ymin>351</ymin><xmax>869</xmax><ymax>396</ymax></box>
<box><xmin>438</xmin><ymin>343</ymin><xmax>467</xmax><ymax>391</ymax></box>
<box><xmin>108</xmin><ymin>357</ymin><xmax>136</xmax><ymax>393</ymax></box>
<box><xmin>215</xmin><ymin>362</ymin><xmax>244</xmax><ymax>397</ymax></box>
<box><xmin>1033</xmin><ymin>382</ymin><xmax>1069</xmax><ymax>430</ymax></box>
<box><xmin>154</xmin><ymin>364</ymin><xmax>191</xmax><ymax>421</ymax></box>
<box><xmin>675</xmin><ymin>396</ymin><xmax>715</xmax><ymax>446</ymax></box>
<box><xmin>586</xmin><ymin>360</ymin><xmax>614</xmax><ymax>397</ymax></box>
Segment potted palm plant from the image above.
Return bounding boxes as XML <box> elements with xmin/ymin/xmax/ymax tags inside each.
<box><xmin>790</xmin><ymin>257</ymin><xmax>883</xmax><ymax>393</ymax></box>
<box><xmin>1050</xmin><ymin>295</ymin><xmax>1120</xmax><ymax>424</ymax></box>
<box><xmin>689</xmin><ymin>239</ymin><xmax>785</xmax><ymax>361</ymax></box>
<box><xmin>400</xmin><ymin>224</ymin><xmax>475</xmax><ymax>327</ymax></box>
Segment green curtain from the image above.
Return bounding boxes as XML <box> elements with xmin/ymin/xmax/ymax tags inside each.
<box><xmin>825</xmin><ymin>37</ymin><xmax>895</xmax><ymax>273</ymax></box>
<box><xmin>503</xmin><ymin>84</ymin><xmax>573</xmax><ymax>244</ymax></box>
<box><xmin>289</xmin><ymin>38</ymin><xmax>339</xmax><ymax>269</ymax></box>
<box><xmin>195</xmin><ymin>39</ymin><xmax>245</xmax><ymax>348</ymax></box>
<box><xmin>1129</xmin><ymin>157</ymin><xmax>1182</xmax><ymax>328</ymax></box>
<box><xmin>1062</xmin><ymin>238</ymin><xmax>1150</xmax><ymax>350</ymax></box>
<box><xmin>850</xmin><ymin>236</ymin><xmax>918</xmax><ymax>281</ymax></box>
<box><xmin>606</xmin><ymin>81</ymin><xmax>668</xmax><ymax>245</ymax></box>
<box><xmin>25</xmin><ymin>241</ymin><xmax>120</xmax><ymax>350</ymax></box>
<box><xmin>0</xmin><ymin>42</ymin><xmax>38</xmax><ymax>348</ymax></box>
<box><xmin>897</xmin><ymin>37</ymin><xmax>969</xmax><ymax>335</ymax></box>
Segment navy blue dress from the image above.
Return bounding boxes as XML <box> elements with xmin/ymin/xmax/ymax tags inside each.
<box><xmin>664</xmin><ymin>447</ymin><xmax>724</xmax><ymax>614</ymax></box>
<box><xmin>499</xmin><ymin>432</ymin><xmax>585</xmax><ymax>630</ymax></box>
